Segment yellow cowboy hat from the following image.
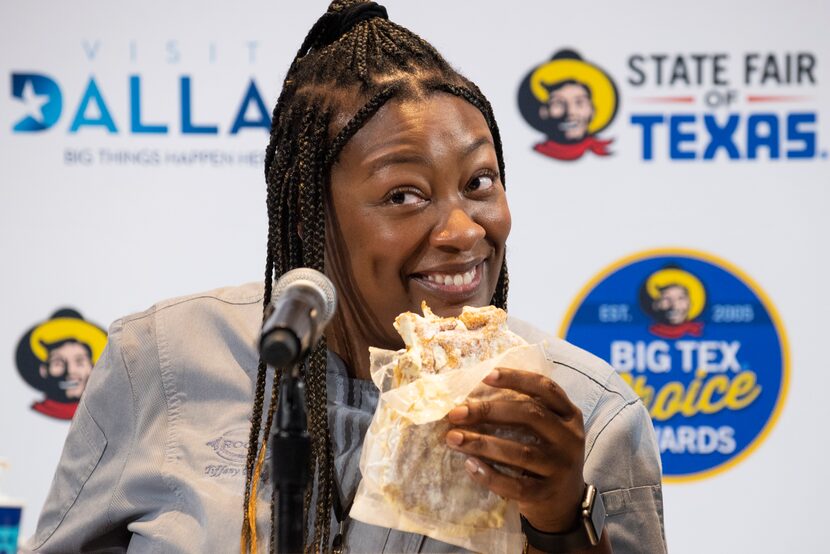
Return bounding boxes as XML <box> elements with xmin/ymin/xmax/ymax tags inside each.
<box><xmin>645</xmin><ymin>268</ymin><xmax>706</xmax><ymax>321</ymax></box>
<box><xmin>30</xmin><ymin>316</ymin><xmax>107</xmax><ymax>364</ymax></box>
<box><xmin>529</xmin><ymin>52</ymin><xmax>618</xmax><ymax>134</ymax></box>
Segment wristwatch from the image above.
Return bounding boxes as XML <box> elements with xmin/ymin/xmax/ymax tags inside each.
<box><xmin>521</xmin><ymin>484</ymin><xmax>606</xmax><ymax>553</ymax></box>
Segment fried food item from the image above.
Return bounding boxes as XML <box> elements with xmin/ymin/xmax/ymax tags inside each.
<box><xmin>377</xmin><ymin>303</ymin><xmax>528</xmax><ymax>531</ymax></box>
<box><xmin>392</xmin><ymin>302</ymin><xmax>527</xmax><ymax>385</ymax></box>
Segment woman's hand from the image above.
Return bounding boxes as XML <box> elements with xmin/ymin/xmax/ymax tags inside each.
<box><xmin>445</xmin><ymin>367</ymin><xmax>586</xmax><ymax>533</ymax></box>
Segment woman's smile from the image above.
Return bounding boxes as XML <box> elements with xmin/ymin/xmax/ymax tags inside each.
<box><xmin>410</xmin><ymin>260</ymin><xmax>486</xmax><ymax>304</ymax></box>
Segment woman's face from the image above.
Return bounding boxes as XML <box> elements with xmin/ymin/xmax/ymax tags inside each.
<box><xmin>328</xmin><ymin>93</ymin><xmax>511</xmax><ymax>347</ymax></box>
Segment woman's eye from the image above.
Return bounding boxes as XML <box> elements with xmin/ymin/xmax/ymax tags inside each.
<box><xmin>467</xmin><ymin>173</ymin><xmax>496</xmax><ymax>193</ymax></box>
<box><xmin>387</xmin><ymin>189</ymin><xmax>425</xmax><ymax>206</ymax></box>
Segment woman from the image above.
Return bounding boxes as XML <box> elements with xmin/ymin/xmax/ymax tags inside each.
<box><xmin>26</xmin><ymin>1</ymin><xmax>666</xmax><ymax>553</ymax></box>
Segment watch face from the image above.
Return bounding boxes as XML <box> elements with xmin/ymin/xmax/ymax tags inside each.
<box><xmin>587</xmin><ymin>487</ymin><xmax>606</xmax><ymax>546</ymax></box>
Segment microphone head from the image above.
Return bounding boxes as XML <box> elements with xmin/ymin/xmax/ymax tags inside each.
<box><xmin>272</xmin><ymin>268</ymin><xmax>338</xmax><ymax>325</ymax></box>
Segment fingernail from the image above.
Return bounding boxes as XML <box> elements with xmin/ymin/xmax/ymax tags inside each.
<box><xmin>448</xmin><ymin>405</ymin><xmax>469</xmax><ymax>421</ymax></box>
<box><xmin>484</xmin><ymin>369</ymin><xmax>500</xmax><ymax>383</ymax></box>
<box><xmin>446</xmin><ymin>430</ymin><xmax>464</xmax><ymax>446</ymax></box>
<box><xmin>465</xmin><ymin>458</ymin><xmax>484</xmax><ymax>475</ymax></box>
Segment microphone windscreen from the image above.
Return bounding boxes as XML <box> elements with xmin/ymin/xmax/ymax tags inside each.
<box><xmin>272</xmin><ymin>268</ymin><xmax>338</xmax><ymax>324</ymax></box>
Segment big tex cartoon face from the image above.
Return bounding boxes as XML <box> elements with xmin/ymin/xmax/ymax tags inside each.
<box><xmin>39</xmin><ymin>339</ymin><xmax>94</xmax><ymax>400</ymax></box>
<box><xmin>653</xmin><ymin>284</ymin><xmax>692</xmax><ymax>325</ymax></box>
<box><xmin>539</xmin><ymin>81</ymin><xmax>595</xmax><ymax>142</ymax></box>
<box><xmin>518</xmin><ymin>49</ymin><xmax>618</xmax><ymax>161</ymax></box>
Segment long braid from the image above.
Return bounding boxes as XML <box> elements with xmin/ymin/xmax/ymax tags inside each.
<box><xmin>240</xmin><ymin>154</ymin><xmax>281</xmax><ymax>545</ymax></box>
<box><xmin>241</xmin><ymin>102</ymin><xmax>296</xmax><ymax>543</ymax></box>
<box><xmin>492</xmin><ymin>257</ymin><xmax>510</xmax><ymax>310</ymax></box>
<box><xmin>244</xmin><ymin>2</ymin><xmax>511</xmax><ymax>552</ymax></box>
<box><xmin>295</xmin><ymin>105</ymin><xmax>334</xmax><ymax>549</ymax></box>
<box><xmin>242</xmin><ymin>158</ymin><xmax>281</xmax><ymax>549</ymax></box>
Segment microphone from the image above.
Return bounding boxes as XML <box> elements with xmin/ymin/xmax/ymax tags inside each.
<box><xmin>259</xmin><ymin>269</ymin><xmax>336</xmax><ymax>553</ymax></box>
<box><xmin>259</xmin><ymin>268</ymin><xmax>337</xmax><ymax>369</ymax></box>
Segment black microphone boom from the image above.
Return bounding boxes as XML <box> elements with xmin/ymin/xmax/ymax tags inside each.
<box><xmin>259</xmin><ymin>268</ymin><xmax>337</xmax><ymax>369</ymax></box>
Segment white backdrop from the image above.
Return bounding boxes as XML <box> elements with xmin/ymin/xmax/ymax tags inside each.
<box><xmin>1</xmin><ymin>1</ymin><xmax>828</xmax><ymax>552</ymax></box>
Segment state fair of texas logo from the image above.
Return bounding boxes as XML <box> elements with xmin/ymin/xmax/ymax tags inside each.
<box><xmin>559</xmin><ymin>248</ymin><xmax>788</xmax><ymax>481</ymax></box>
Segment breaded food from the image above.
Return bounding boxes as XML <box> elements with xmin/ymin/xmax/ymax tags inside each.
<box><xmin>392</xmin><ymin>302</ymin><xmax>526</xmax><ymax>385</ymax></box>
<box><xmin>378</xmin><ymin>302</ymin><xmax>528</xmax><ymax>531</ymax></box>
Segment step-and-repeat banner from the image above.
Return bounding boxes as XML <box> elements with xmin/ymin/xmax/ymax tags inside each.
<box><xmin>1</xmin><ymin>1</ymin><xmax>828</xmax><ymax>551</ymax></box>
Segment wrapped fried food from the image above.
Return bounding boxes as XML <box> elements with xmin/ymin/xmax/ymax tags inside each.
<box><xmin>350</xmin><ymin>303</ymin><xmax>555</xmax><ymax>553</ymax></box>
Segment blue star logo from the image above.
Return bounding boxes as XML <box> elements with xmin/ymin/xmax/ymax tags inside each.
<box><xmin>11</xmin><ymin>73</ymin><xmax>62</xmax><ymax>132</ymax></box>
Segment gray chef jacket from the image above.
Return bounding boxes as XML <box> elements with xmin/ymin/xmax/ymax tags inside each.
<box><xmin>24</xmin><ymin>283</ymin><xmax>667</xmax><ymax>553</ymax></box>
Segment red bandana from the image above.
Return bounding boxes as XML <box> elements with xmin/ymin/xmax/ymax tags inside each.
<box><xmin>32</xmin><ymin>398</ymin><xmax>78</xmax><ymax>420</ymax></box>
<box><xmin>534</xmin><ymin>136</ymin><xmax>614</xmax><ymax>161</ymax></box>
<box><xmin>649</xmin><ymin>321</ymin><xmax>704</xmax><ymax>340</ymax></box>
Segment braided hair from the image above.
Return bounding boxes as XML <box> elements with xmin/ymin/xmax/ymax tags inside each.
<box><xmin>242</xmin><ymin>2</ymin><xmax>509</xmax><ymax>552</ymax></box>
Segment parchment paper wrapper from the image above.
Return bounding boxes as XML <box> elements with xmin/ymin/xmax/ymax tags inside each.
<box><xmin>350</xmin><ymin>343</ymin><xmax>553</xmax><ymax>554</ymax></box>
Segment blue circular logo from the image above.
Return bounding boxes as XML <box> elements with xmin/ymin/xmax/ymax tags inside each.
<box><xmin>560</xmin><ymin>249</ymin><xmax>789</xmax><ymax>481</ymax></box>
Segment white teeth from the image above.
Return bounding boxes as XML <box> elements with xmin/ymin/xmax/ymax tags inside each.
<box><xmin>422</xmin><ymin>265</ymin><xmax>478</xmax><ymax>287</ymax></box>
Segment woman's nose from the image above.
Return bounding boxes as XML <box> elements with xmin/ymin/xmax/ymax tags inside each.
<box><xmin>430</xmin><ymin>207</ymin><xmax>486</xmax><ymax>252</ymax></box>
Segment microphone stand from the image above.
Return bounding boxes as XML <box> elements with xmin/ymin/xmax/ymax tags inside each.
<box><xmin>272</xmin><ymin>360</ymin><xmax>311</xmax><ymax>554</ymax></box>
<box><xmin>260</xmin><ymin>267</ymin><xmax>337</xmax><ymax>552</ymax></box>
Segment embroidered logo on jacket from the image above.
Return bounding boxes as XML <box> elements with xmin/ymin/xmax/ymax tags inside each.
<box><xmin>205</xmin><ymin>427</ymin><xmax>266</xmax><ymax>479</ymax></box>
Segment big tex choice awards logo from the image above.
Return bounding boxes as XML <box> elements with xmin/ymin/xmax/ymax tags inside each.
<box><xmin>519</xmin><ymin>49</ymin><xmax>823</xmax><ymax>161</ymax></box>
<box><xmin>560</xmin><ymin>249</ymin><xmax>789</xmax><ymax>481</ymax></box>
<box><xmin>15</xmin><ymin>309</ymin><xmax>107</xmax><ymax>420</ymax></box>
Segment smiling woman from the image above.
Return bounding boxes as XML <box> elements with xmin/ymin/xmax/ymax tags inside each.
<box><xmin>327</xmin><ymin>94</ymin><xmax>511</xmax><ymax>376</ymax></box>
<box><xmin>25</xmin><ymin>1</ymin><xmax>666</xmax><ymax>553</ymax></box>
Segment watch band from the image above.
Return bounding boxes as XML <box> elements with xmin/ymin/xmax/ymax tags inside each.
<box><xmin>521</xmin><ymin>484</ymin><xmax>606</xmax><ymax>553</ymax></box>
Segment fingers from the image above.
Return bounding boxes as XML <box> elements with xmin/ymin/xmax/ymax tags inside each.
<box><xmin>447</xmin><ymin>398</ymin><xmax>567</xmax><ymax>445</ymax></box>
<box><xmin>462</xmin><ymin>456</ymin><xmax>548</xmax><ymax>503</ymax></box>
<box><xmin>442</xmin><ymin>368</ymin><xmax>587</xmax><ymax>512</ymax></box>
<box><xmin>446</xmin><ymin>428</ymin><xmax>554</xmax><ymax>477</ymax></box>
<box><xmin>464</xmin><ymin>452</ymin><xmax>587</xmax><ymax>534</ymax></box>
<box><xmin>446</xmin><ymin>368</ymin><xmax>582</xmax><ymax>442</ymax></box>
<box><xmin>485</xmin><ymin>368</ymin><xmax>578</xmax><ymax>419</ymax></box>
